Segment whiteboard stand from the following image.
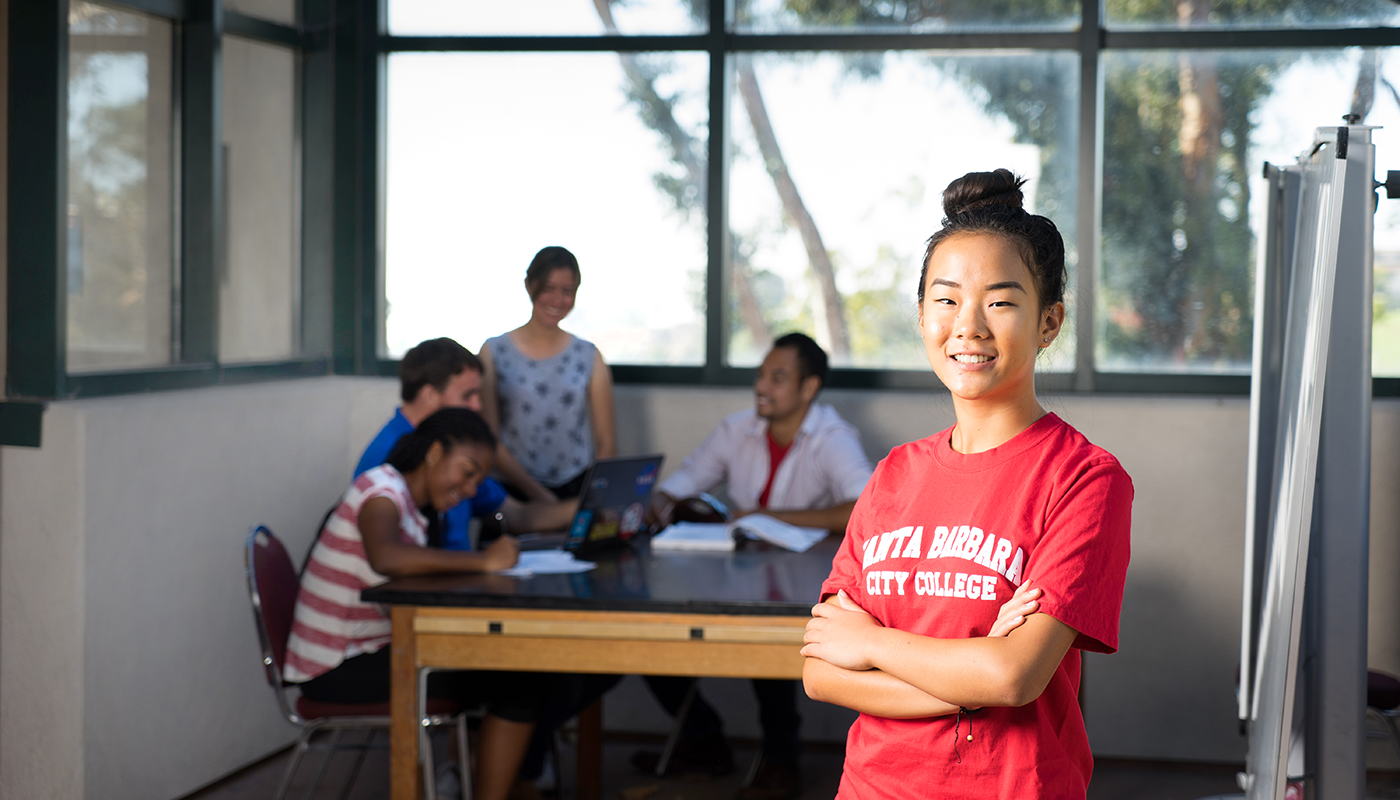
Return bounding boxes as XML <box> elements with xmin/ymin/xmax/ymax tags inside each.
<box><xmin>1240</xmin><ymin>125</ymin><xmax>1375</xmax><ymax>800</ymax></box>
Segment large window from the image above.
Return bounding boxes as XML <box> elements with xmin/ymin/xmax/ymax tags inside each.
<box><xmin>66</xmin><ymin>2</ymin><xmax>175</xmax><ymax>373</ymax></box>
<box><xmin>9</xmin><ymin>0</ymin><xmax>319</xmax><ymax>406</ymax></box>
<box><xmin>379</xmin><ymin>0</ymin><xmax>1400</xmax><ymax>391</ymax></box>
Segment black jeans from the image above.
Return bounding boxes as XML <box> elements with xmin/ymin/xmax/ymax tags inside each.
<box><xmin>643</xmin><ymin>675</ymin><xmax>802</xmax><ymax>766</ymax></box>
<box><xmin>297</xmin><ymin>646</ymin><xmax>554</xmax><ymax>724</ymax></box>
<box><xmin>518</xmin><ymin>673</ymin><xmax>624</xmax><ymax>780</ymax></box>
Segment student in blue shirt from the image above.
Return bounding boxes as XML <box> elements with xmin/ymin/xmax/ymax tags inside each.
<box><xmin>356</xmin><ymin>337</ymin><xmax>577</xmax><ymax>549</ymax></box>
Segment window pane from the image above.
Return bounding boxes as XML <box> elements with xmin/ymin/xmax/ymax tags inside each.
<box><xmin>384</xmin><ymin>53</ymin><xmax>709</xmax><ymax>364</ymax></box>
<box><xmin>225</xmin><ymin>0</ymin><xmax>296</xmax><ymax>25</ymax></box>
<box><xmin>1099</xmin><ymin>48</ymin><xmax>1400</xmax><ymax>375</ymax></box>
<box><xmin>1106</xmin><ymin>0</ymin><xmax>1400</xmax><ymax>29</ymax></box>
<box><xmin>66</xmin><ymin>1</ymin><xmax>174</xmax><ymax>373</ymax></box>
<box><xmin>220</xmin><ymin>35</ymin><xmax>300</xmax><ymax>362</ymax></box>
<box><xmin>735</xmin><ymin>0</ymin><xmax>1079</xmax><ymax>32</ymax></box>
<box><xmin>388</xmin><ymin>0</ymin><xmax>705</xmax><ymax>36</ymax></box>
<box><xmin>727</xmin><ymin>51</ymin><xmax>1079</xmax><ymax>371</ymax></box>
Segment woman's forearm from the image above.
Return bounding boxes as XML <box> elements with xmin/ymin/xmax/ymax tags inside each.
<box><xmin>863</xmin><ymin>614</ymin><xmax>1077</xmax><ymax>708</ymax></box>
<box><xmin>803</xmin><ymin>657</ymin><xmax>961</xmax><ymax>719</ymax></box>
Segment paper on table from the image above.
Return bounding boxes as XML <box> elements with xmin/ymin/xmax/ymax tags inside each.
<box><xmin>494</xmin><ymin>549</ymin><xmax>597</xmax><ymax>576</ymax></box>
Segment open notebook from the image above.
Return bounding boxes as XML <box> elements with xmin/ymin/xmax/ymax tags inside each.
<box><xmin>652</xmin><ymin>513</ymin><xmax>827</xmax><ymax>553</ymax></box>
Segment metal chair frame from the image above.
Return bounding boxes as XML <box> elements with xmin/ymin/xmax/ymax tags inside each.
<box><xmin>246</xmin><ymin>525</ymin><xmax>471</xmax><ymax>800</ymax></box>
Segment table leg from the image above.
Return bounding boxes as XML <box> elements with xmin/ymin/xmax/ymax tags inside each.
<box><xmin>391</xmin><ymin>606</ymin><xmax>421</xmax><ymax>800</ymax></box>
<box><xmin>576</xmin><ymin>698</ymin><xmax>602</xmax><ymax>800</ymax></box>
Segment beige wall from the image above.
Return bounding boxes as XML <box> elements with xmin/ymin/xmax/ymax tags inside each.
<box><xmin>0</xmin><ymin>377</ymin><xmax>1397</xmax><ymax>798</ymax></box>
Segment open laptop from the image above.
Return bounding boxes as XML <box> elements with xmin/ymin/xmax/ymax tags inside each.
<box><xmin>563</xmin><ymin>454</ymin><xmax>665</xmax><ymax>553</ymax></box>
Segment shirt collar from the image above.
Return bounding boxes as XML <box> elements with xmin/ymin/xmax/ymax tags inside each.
<box><xmin>746</xmin><ymin>402</ymin><xmax>822</xmax><ymax>442</ymax></box>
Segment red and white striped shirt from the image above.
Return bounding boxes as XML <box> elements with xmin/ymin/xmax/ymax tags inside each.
<box><xmin>283</xmin><ymin>465</ymin><xmax>428</xmax><ymax>683</ymax></box>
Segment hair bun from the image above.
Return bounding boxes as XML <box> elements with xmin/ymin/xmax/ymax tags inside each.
<box><xmin>942</xmin><ymin>168</ymin><xmax>1026</xmax><ymax>218</ymax></box>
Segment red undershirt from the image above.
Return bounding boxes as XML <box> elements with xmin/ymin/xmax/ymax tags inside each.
<box><xmin>757</xmin><ymin>430</ymin><xmax>793</xmax><ymax>509</ymax></box>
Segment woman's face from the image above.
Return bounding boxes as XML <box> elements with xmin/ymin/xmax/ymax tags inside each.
<box><xmin>529</xmin><ymin>267</ymin><xmax>579</xmax><ymax>328</ymax></box>
<box><xmin>918</xmin><ymin>233</ymin><xmax>1062</xmax><ymax>406</ymax></box>
<box><xmin>422</xmin><ymin>441</ymin><xmax>495</xmax><ymax>512</ymax></box>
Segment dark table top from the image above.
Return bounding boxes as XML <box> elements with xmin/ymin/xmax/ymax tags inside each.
<box><xmin>361</xmin><ymin>534</ymin><xmax>842</xmax><ymax>617</ymax></box>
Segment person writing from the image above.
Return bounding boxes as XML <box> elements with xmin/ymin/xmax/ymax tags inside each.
<box><xmin>642</xmin><ymin>333</ymin><xmax>873</xmax><ymax>800</ymax></box>
<box><xmin>285</xmin><ymin>408</ymin><xmax>548</xmax><ymax>800</ymax></box>
<box><xmin>480</xmin><ymin>246</ymin><xmax>615</xmax><ymax>499</ymax></box>
<box><xmin>802</xmin><ymin>169</ymin><xmax>1134</xmax><ymax>799</ymax></box>
<box><xmin>356</xmin><ymin>337</ymin><xmax>576</xmax><ymax>547</ymax></box>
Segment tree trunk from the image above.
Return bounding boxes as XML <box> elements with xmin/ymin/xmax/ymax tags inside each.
<box><xmin>1174</xmin><ymin>0</ymin><xmax>1224</xmax><ymax>362</ymax></box>
<box><xmin>592</xmin><ymin>0</ymin><xmax>772</xmax><ymax>351</ymax></box>
<box><xmin>735</xmin><ymin>60</ymin><xmax>850</xmax><ymax>359</ymax></box>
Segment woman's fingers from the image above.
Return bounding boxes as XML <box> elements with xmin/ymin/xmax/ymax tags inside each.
<box><xmin>988</xmin><ymin>582</ymin><xmax>1042</xmax><ymax>637</ymax></box>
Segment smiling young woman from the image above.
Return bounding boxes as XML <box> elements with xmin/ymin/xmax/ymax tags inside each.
<box><xmin>802</xmin><ymin>170</ymin><xmax>1135</xmax><ymax>800</ymax></box>
<box><xmin>284</xmin><ymin>408</ymin><xmax>548</xmax><ymax>800</ymax></box>
<box><xmin>480</xmin><ymin>246</ymin><xmax>617</xmax><ymax>501</ymax></box>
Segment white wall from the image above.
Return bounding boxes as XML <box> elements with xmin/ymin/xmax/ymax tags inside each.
<box><xmin>0</xmin><ymin>376</ymin><xmax>399</xmax><ymax>800</ymax></box>
<box><xmin>1</xmin><ymin>376</ymin><xmax>1397</xmax><ymax>799</ymax></box>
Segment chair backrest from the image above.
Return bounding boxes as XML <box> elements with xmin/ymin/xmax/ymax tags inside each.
<box><xmin>245</xmin><ymin>526</ymin><xmax>300</xmax><ymax>695</ymax></box>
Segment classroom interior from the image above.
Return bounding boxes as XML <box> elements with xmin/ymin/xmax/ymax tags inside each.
<box><xmin>6</xmin><ymin>2</ymin><xmax>1400</xmax><ymax>799</ymax></box>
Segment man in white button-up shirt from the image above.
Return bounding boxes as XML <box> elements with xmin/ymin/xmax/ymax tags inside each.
<box><xmin>638</xmin><ymin>333</ymin><xmax>875</xmax><ymax>800</ymax></box>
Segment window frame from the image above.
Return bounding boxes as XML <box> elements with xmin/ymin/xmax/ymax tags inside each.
<box><xmin>10</xmin><ymin>1</ymin><xmax>1400</xmax><ymax>451</ymax></box>
<box><xmin>5</xmin><ymin>0</ymin><xmax>333</xmax><ymax>423</ymax></box>
<box><xmin>370</xmin><ymin>2</ymin><xmax>1400</xmax><ymax>398</ymax></box>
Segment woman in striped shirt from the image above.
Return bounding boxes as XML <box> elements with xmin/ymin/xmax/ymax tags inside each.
<box><xmin>285</xmin><ymin>407</ymin><xmax>545</xmax><ymax>800</ymax></box>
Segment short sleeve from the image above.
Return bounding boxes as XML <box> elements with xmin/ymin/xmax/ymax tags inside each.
<box><xmin>470</xmin><ymin>478</ymin><xmax>508</xmax><ymax>517</ymax></box>
<box><xmin>1029</xmin><ymin>458</ymin><xmax>1134</xmax><ymax>654</ymax></box>
<box><xmin>819</xmin><ymin>470</ymin><xmax>882</xmax><ymax>601</ymax></box>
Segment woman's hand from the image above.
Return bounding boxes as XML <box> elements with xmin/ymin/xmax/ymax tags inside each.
<box><xmin>479</xmin><ymin>535</ymin><xmax>521</xmax><ymax>571</ymax></box>
<box><xmin>801</xmin><ymin>590</ymin><xmax>884</xmax><ymax>671</ymax></box>
<box><xmin>988</xmin><ymin>580</ymin><xmax>1041</xmax><ymax>638</ymax></box>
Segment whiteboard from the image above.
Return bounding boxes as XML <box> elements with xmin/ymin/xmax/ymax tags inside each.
<box><xmin>1243</xmin><ymin>127</ymin><xmax>1350</xmax><ymax>800</ymax></box>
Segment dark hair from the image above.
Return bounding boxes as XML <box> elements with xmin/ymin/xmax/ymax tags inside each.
<box><xmin>918</xmin><ymin>169</ymin><xmax>1066</xmax><ymax>312</ymax></box>
<box><xmin>771</xmin><ymin>332</ymin><xmax>829</xmax><ymax>391</ymax></box>
<box><xmin>525</xmin><ymin>246</ymin><xmax>581</xmax><ymax>298</ymax></box>
<box><xmin>399</xmin><ymin>338</ymin><xmax>481</xmax><ymax>403</ymax></box>
<box><xmin>385</xmin><ymin>407</ymin><xmax>497</xmax><ymax>474</ymax></box>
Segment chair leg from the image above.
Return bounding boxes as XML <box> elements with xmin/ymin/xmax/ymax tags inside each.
<box><xmin>275</xmin><ymin>728</ymin><xmax>316</xmax><ymax>800</ymax></box>
<box><xmin>656</xmin><ymin>678</ymin><xmax>700</xmax><ymax>777</ymax></box>
<box><xmin>456</xmin><ymin>711</ymin><xmax>472</xmax><ymax>800</ymax></box>
<box><xmin>335</xmin><ymin>728</ymin><xmax>375</xmax><ymax>800</ymax></box>
<box><xmin>304</xmin><ymin>728</ymin><xmax>344</xmax><ymax>800</ymax></box>
<box><xmin>421</xmin><ymin>668</ymin><xmax>438</xmax><ymax>800</ymax></box>
<box><xmin>1382</xmin><ymin>711</ymin><xmax>1400</xmax><ymax>765</ymax></box>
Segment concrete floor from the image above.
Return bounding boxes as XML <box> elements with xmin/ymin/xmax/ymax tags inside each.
<box><xmin>180</xmin><ymin>730</ymin><xmax>1323</xmax><ymax>800</ymax></box>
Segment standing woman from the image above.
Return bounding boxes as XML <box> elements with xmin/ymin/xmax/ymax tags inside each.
<box><xmin>802</xmin><ymin>170</ymin><xmax>1133</xmax><ymax>799</ymax></box>
<box><xmin>480</xmin><ymin>246</ymin><xmax>616</xmax><ymax>499</ymax></box>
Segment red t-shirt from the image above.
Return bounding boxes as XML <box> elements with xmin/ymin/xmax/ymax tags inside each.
<box><xmin>758</xmin><ymin>431</ymin><xmax>793</xmax><ymax>509</ymax></box>
<box><xmin>820</xmin><ymin>413</ymin><xmax>1133</xmax><ymax>800</ymax></box>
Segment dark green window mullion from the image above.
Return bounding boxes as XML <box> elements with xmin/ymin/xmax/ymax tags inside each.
<box><xmin>7</xmin><ymin>0</ymin><xmax>69</xmax><ymax>399</ymax></box>
<box><xmin>331</xmin><ymin>0</ymin><xmax>378</xmax><ymax>375</ymax></box>
<box><xmin>1074</xmin><ymin>0</ymin><xmax>1103</xmax><ymax>392</ymax></box>
<box><xmin>180</xmin><ymin>0</ymin><xmax>223</xmax><ymax>364</ymax></box>
<box><xmin>702</xmin><ymin>0</ymin><xmax>730</xmax><ymax>381</ymax></box>
<box><xmin>300</xmin><ymin>0</ymin><xmax>336</xmax><ymax>360</ymax></box>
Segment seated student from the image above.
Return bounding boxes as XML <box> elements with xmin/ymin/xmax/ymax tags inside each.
<box><xmin>641</xmin><ymin>332</ymin><xmax>875</xmax><ymax>800</ymax></box>
<box><xmin>360</xmin><ymin>337</ymin><xmax>618</xmax><ymax>797</ymax></box>
<box><xmin>285</xmin><ymin>408</ymin><xmax>547</xmax><ymax>800</ymax></box>
<box><xmin>357</xmin><ymin>337</ymin><xmax>576</xmax><ymax>548</ymax></box>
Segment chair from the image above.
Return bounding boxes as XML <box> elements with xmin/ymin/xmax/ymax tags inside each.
<box><xmin>246</xmin><ymin>525</ymin><xmax>470</xmax><ymax>800</ymax></box>
<box><xmin>1367</xmin><ymin>669</ymin><xmax>1400</xmax><ymax>763</ymax></box>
